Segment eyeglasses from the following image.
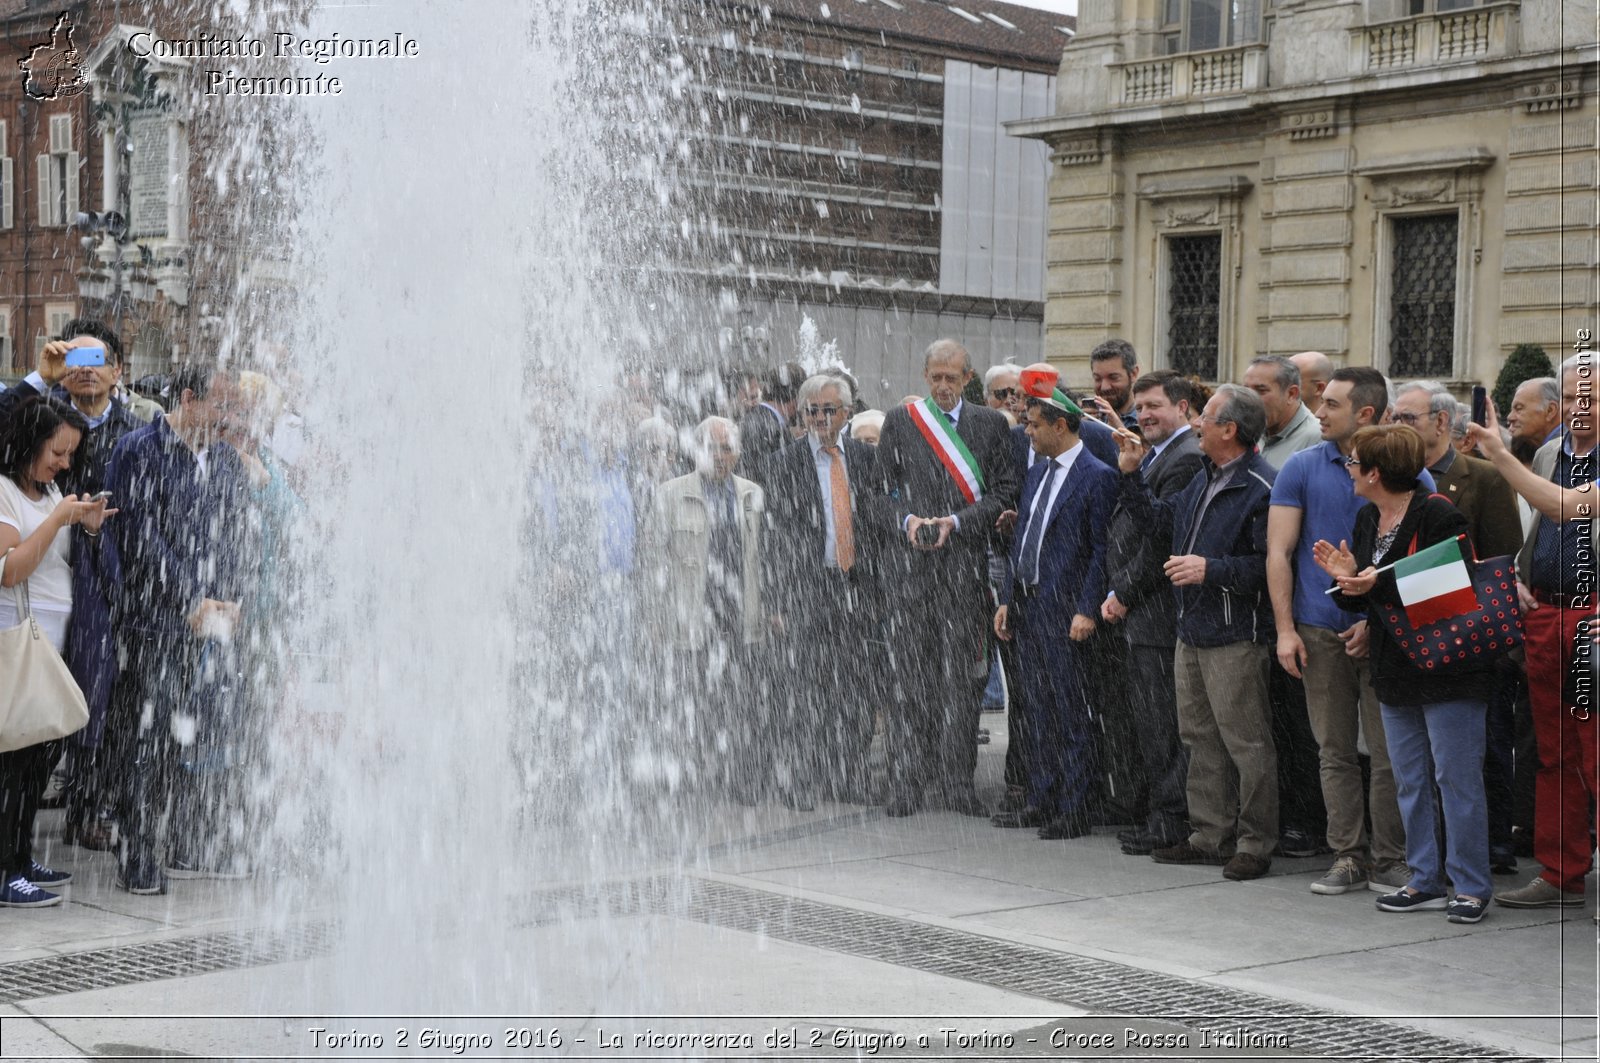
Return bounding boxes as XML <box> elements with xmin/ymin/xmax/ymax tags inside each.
<box><xmin>1343</xmin><ymin>455</ymin><xmax>1363</xmax><ymax>467</ymax></box>
<box><xmin>805</xmin><ymin>405</ymin><xmax>845</xmax><ymax>418</ymax></box>
<box><xmin>1390</xmin><ymin>412</ymin><xmax>1423</xmax><ymax>425</ymax></box>
<box><xmin>990</xmin><ymin>388</ymin><xmax>1020</xmax><ymax>401</ymax></box>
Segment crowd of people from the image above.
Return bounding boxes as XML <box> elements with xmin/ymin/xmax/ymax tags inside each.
<box><xmin>0</xmin><ymin>319</ymin><xmax>1594</xmax><ymax>932</ymax></box>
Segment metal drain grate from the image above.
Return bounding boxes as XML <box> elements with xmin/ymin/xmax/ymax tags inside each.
<box><xmin>0</xmin><ymin>923</ymin><xmax>337</xmax><ymax>1006</ymax></box>
<box><xmin>660</xmin><ymin>878</ymin><xmax>1546</xmax><ymax>1063</ymax></box>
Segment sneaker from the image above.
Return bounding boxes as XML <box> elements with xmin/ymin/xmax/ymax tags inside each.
<box><xmin>1447</xmin><ymin>896</ymin><xmax>1488</xmax><ymax>923</ymax></box>
<box><xmin>1222</xmin><ymin>852</ymin><xmax>1272</xmax><ymax>880</ymax></box>
<box><xmin>1367</xmin><ymin>859</ymin><xmax>1412</xmax><ymax>892</ymax></box>
<box><xmin>165</xmin><ymin>857</ymin><xmax>251</xmax><ymax>881</ymax></box>
<box><xmin>0</xmin><ymin>875</ymin><xmax>61</xmax><ymax>908</ymax></box>
<box><xmin>1376</xmin><ymin>887</ymin><xmax>1448</xmax><ymax>912</ymax></box>
<box><xmin>116</xmin><ymin>864</ymin><xmax>168</xmax><ymax>896</ymax></box>
<box><xmin>1278</xmin><ymin>828</ymin><xmax>1322</xmax><ymax>858</ymax></box>
<box><xmin>1310</xmin><ymin>855</ymin><xmax>1368</xmax><ymax>895</ymax></box>
<box><xmin>1495</xmin><ymin>876</ymin><xmax>1584</xmax><ymax>909</ymax></box>
<box><xmin>24</xmin><ymin>861</ymin><xmax>70</xmax><ymax>888</ymax></box>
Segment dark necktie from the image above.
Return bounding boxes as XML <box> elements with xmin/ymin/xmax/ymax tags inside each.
<box><xmin>1139</xmin><ymin>449</ymin><xmax>1156</xmax><ymax>473</ymax></box>
<box><xmin>1017</xmin><ymin>461</ymin><xmax>1060</xmax><ymax>587</ymax></box>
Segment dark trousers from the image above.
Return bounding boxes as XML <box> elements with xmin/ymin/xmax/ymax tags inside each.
<box><xmin>1086</xmin><ymin>625</ymin><xmax>1142</xmax><ymax>822</ymax></box>
<box><xmin>999</xmin><ymin>632</ymin><xmax>1028</xmax><ymax>791</ymax></box>
<box><xmin>669</xmin><ymin>639</ymin><xmax>758</xmax><ymax>797</ymax></box>
<box><xmin>1127</xmin><ymin>642</ymin><xmax>1188</xmax><ymax>839</ymax></box>
<box><xmin>62</xmin><ymin>742</ymin><xmax>108</xmax><ymax>835</ymax></box>
<box><xmin>886</xmin><ymin>575</ymin><xmax>986</xmax><ymax>804</ymax></box>
<box><xmin>0</xmin><ymin>740</ymin><xmax>60</xmax><ymax>877</ymax></box>
<box><xmin>779</xmin><ymin>591</ymin><xmax>876</xmax><ymax>798</ymax></box>
<box><xmin>1482</xmin><ymin>664</ymin><xmax>1520</xmax><ymax>863</ymax></box>
<box><xmin>1269</xmin><ymin>661</ymin><xmax>1327</xmax><ymax>841</ymax></box>
<box><xmin>1015</xmin><ymin>621</ymin><xmax>1094</xmax><ymax>817</ymax></box>
<box><xmin>107</xmin><ymin>634</ymin><xmax>209</xmax><ymax>876</ymax></box>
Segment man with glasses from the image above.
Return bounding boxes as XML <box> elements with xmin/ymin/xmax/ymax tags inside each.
<box><xmin>762</xmin><ymin>374</ymin><xmax>882</xmax><ymax>808</ymax></box>
<box><xmin>984</xmin><ymin>364</ymin><xmax>1025</xmax><ymax>421</ymax></box>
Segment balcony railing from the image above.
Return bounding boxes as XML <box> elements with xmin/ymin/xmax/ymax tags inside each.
<box><xmin>1352</xmin><ymin>2</ymin><xmax>1518</xmax><ymax>74</ymax></box>
<box><xmin>1115</xmin><ymin>44</ymin><xmax>1267</xmax><ymax>106</ymax></box>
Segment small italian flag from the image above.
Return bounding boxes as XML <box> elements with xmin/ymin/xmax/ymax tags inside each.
<box><xmin>1393</xmin><ymin>535</ymin><xmax>1479</xmax><ymax>626</ymax></box>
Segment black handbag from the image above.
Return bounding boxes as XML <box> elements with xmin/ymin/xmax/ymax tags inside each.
<box><xmin>1376</xmin><ymin>554</ymin><xmax>1523</xmax><ymax>673</ymax></box>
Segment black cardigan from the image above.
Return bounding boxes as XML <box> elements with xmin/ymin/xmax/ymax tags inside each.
<box><xmin>1332</xmin><ymin>487</ymin><xmax>1495</xmax><ymax>706</ymax></box>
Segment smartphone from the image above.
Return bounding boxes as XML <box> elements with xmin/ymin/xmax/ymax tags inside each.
<box><xmin>64</xmin><ymin>346</ymin><xmax>106</xmax><ymax>368</ymax></box>
<box><xmin>1471</xmin><ymin>385</ymin><xmax>1488</xmax><ymax>427</ymax></box>
<box><xmin>90</xmin><ymin>490</ymin><xmax>112</xmax><ymax>502</ymax></box>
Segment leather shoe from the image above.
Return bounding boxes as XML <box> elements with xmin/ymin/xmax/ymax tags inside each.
<box><xmin>998</xmin><ymin>786</ymin><xmax>1029</xmax><ymax>814</ymax></box>
<box><xmin>1037</xmin><ymin>812</ymin><xmax>1091</xmax><ymax>840</ymax></box>
<box><xmin>1222</xmin><ymin>852</ymin><xmax>1272</xmax><ymax>880</ymax></box>
<box><xmin>944</xmin><ymin>790</ymin><xmax>990</xmax><ymax>817</ymax></box>
<box><xmin>991</xmin><ymin>807</ymin><xmax>1048</xmax><ymax>829</ymax></box>
<box><xmin>886</xmin><ymin>795</ymin><xmax>921</xmax><ymax>818</ymax></box>
<box><xmin>1151</xmin><ymin>841</ymin><xmax>1229</xmax><ymax>865</ymax></box>
<box><xmin>65</xmin><ymin>822</ymin><xmax>115</xmax><ymax>851</ymax></box>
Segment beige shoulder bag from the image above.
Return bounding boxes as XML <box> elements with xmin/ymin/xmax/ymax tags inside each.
<box><xmin>0</xmin><ymin>549</ymin><xmax>88</xmax><ymax>753</ymax></box>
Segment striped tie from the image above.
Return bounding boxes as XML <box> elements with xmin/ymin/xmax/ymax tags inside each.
<box><xmin>826</xmin><ymin>444</ymin><xmax>854</xmax><ymax>572</ymax></box>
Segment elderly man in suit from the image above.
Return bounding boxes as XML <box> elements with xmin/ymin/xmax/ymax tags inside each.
<box><xmin>992</xmin><ymin>374</ymin><xmax>1120</xmax><ymax>838</ymax></box>
<box><xmin>762</xmin><ymin>373</ymin><xmax>882</xmax><ymax>808</ymax></box>
<box><xmin>1102</xmin><ymin>371</ymin><xmax>1205</xmax><ymax>854</ymax></box>
<box><xmin>875</xmin><ymin>339</ymin><xmax>1020</xmax><ymax>817</ymax></box>
<box><xmin>647</xmin><ymin>416</ymin><xmax>767</xmax><ymax>800</ymax></box>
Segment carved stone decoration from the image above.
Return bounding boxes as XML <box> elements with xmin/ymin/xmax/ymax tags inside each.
<box><xmin>1387</xmin><ymin>179</ymin><xmax>1453</xmax><ymax>206</ymax></box>
<box><xmin>1523</xmin><ymin>79</ymin><xmax>1582</xmax><ymax>113</ymax></box>
<box><xmin>1166</xmin><ymin>201</ymin><xmax>1219</xmax><ymax>227</ymax></box>
<box><xmin>1284</xmin><ymin>108</ymin><xmax>1337</xmax><ymax>141</ymax></box>
<box><xmin>1055</xmin><ymin>135</ymin><xmax>1103</xmax><ymax>167</ymax></box>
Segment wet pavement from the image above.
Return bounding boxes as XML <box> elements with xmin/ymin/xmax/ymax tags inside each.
<box><xmin>1</xmin><ymin>717</ymin><xmax>1595</xmax><ymax>1062</ymax></box>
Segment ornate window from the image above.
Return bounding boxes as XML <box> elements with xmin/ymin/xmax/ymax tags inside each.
<box><xmin>1387</xmin><ymin>214</ymin><xmax>1458</xmax><ymax>377</ymax></box>
<box><xmin>1162</xmin><ymin>0</ymin><xmax>1261</xmax><ymax>54</ymax></box>
<box><xmin>1166</xmin><ymin>234</ymin><xmax>1223</xmax><ymax>378</ymax></box>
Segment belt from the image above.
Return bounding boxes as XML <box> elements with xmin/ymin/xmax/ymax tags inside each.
<box><xmin>1531</xmin><ymin>588</ymin><xmax>1595</xmax><ymax>609</ymax></box>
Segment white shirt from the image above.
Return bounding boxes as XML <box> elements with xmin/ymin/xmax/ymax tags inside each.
<box><xmin>0</xmin><ymin>478</ymin><xmax>73</xmax><ymax>651</ymax></box>
<box><xmin>807</xmin><ymin>433</ymin><xmax>849</xmax><ymax>568</ymax></box>
<box><xmin>1022</xmin><ymin>441</ymin><xmax>1083</xmax><ymax>581</ymax></box>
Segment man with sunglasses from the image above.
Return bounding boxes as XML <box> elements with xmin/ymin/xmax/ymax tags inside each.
<box><xmin>984</xmin><ymin>365</ymin><xmax>1026</xmax><ymax>421</ymax></box>
<box><xmin>762</xmin><ymin>374</ymin><xmax>883</xmax><ymax>808</ymax></box>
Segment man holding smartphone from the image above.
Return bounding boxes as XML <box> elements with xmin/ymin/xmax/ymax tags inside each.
<box><xmin>874</xmin><ymin>339</ymin><xmax>1019</xmax><ymax>817</ymax></box>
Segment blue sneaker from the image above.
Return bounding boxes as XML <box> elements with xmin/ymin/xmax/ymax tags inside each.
<box><xmin>1375</xmin><ymin>887</ymin><xmax>1448</xmax><ymax>912</ymax></box>
<box><xmin>0</xmin><ymin>874</ymin><xmax>62</xmax><ymax>908</ymax></box>
<box><xmin>25</xmin><ymin>861</ymin><xmax>70</xmax><ymax>887</ymax></box>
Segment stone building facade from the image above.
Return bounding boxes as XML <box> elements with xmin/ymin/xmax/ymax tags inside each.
<box><xmin>1011</xmin><ymin>0</ymin><xmax>1597</xmax><ymax>388</ymax></box>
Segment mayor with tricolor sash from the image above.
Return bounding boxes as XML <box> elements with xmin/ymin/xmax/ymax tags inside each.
<box><xmin>874</xmin><ymin>339</ymin><xmax>1019</xmax><ymax>818</ymax></box>
<box><xmin>1316</xmin><ymin>423</ymin><xmax>1504</xmax><ymax>925</ymax></box>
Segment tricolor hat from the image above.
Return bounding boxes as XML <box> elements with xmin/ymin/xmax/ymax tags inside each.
<box><xmin>1019</xmin><ymin>363</ymin><xmax>1083</xmax><ymax>417</ymax></box>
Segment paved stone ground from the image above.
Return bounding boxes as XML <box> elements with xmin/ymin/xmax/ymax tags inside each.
<box><xmin>1</xmin><ymin>716</ymin><xmax>1595</xmax><ymax>1061</ymax></box>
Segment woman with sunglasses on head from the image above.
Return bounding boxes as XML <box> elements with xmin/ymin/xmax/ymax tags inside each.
<box><xmin>0</xmin><ymin>397</ymin><xmax>115</xmax><ymax>907</ymax></box>
<box><xmin>1312</xmin><ymin>424</ymin><xmax>1495</xmax><ymax>924</ymax></box>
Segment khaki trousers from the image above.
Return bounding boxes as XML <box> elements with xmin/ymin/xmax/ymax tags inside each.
<box><xmin>1297</xmin><ymin>622</ymin><xmax>1405</xmax><ymax>863</ymax></box>
<box><xmin>1174</xmin><ymin>639</ymin><xmax>1278</xmax><ymax>857</ymax></box>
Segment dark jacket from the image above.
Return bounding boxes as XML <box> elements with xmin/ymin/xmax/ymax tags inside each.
<box><xmin>106</xmin><ymin>416</ymin><xmax>253</xmax><ymax>637</ymax></box>
<box><xmin>0</xmin><ymin>380</ymin><xmax>142</xmax><ymax>495</ymax></box>
<box><xmin>1000</xmin><ymin>447</ymin><xmax>1121</xmax><ymax>627</ymax></box>
<box><xmin>761</xmin><ymin>435</ymin><xmax>883</xmax><ymax>632</ymax></box>
<box><xmin>1332</xmin><ymin>489</ymin><xmax>1494</xmax><ymax>706</ymax></box>
<box><xmin>1431</xmin><ymin>451</ymin><xmax>1523</xmax><ymax>560</ymax></box>
<box><xmin>1009</xmin><ymin>415</ymin><xmax>1119</xmax><ymax>485</ymax></box>
<box><xmin>1116</xmin><ymin>449</ymin><xmax>1277</xmax><ymax>648</ymax></box>
<box><xmin>1104</xmin><ymin>428</ymin><xmax>1205</xmax><ymax>647</ymax></box>
<box><xmin>737</xmin><ymin>404</ymin><xmax>791</xmax><ymax>482</ymax></box>
<box><xmin>65</xmin><ymin>529</ymin><xmax>122</xmax><ymax>747</ymax></box>
<box><xmin>876</xmin><ymin>400</ymin><xmax>1020</xmax><ymax>584</ymax></box>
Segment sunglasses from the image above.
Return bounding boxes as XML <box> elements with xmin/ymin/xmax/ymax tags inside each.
<box><xmin>805</xmin><ymin>405</ymin><xmax>845</xmax><ymax>417</ymax></box>
<box><xmin>990</xmin><ymin>388</ymin><xmax>1020</xmax><ymax>401</ymax></box>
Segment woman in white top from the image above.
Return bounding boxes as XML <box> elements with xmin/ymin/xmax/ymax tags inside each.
<box><xmin>0</xmin><ymin>397</ymin><xmax>112</xmax><ymax>908</ymax></box>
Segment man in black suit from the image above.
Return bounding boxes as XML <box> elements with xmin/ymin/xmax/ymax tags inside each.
<box><xmin>1102</xmin><ymin>371</ymin><xmax>1205</xmax><ymax>854</ymax></box>
<box><xmin>875</xmin><ymin>339</ymin><xmax>1020</xmax><ymax>817</ymax></box>
<box><xmin>738</xmin><ymin>362</ymin><xmax>804</xmax><ymax>480</ymax></box>
<box><xmin>762</xmin><ymin>373</ymin><xmax>882</xmax><ymax>808</ymax></box>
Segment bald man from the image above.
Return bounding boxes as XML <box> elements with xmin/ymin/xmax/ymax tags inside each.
<box><xmin>1289</xmin><ymin>352</ymin><xmax>1333</xmax><ymax>412</ymax></box>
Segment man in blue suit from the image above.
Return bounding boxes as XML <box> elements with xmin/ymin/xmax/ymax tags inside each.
<box><xmin>992</xmin><ymin>372</ymin><xmax>1121</xmax><ymax>840</ymax></box>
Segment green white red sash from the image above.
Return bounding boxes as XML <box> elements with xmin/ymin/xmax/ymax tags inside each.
<box><xmin>907</xmin><ymin>397</ymin><xmax>985</xmax><ymax>504</ymax></box>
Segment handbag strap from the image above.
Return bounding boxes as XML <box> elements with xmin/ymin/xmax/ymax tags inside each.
<box><xmin>1403</xmin><ymin>493</ymin><xmax>1458</xmax><ymax>558</ymax></box>
<box><xmin>0</xmin><ymin>547</ymin><xmax>36</xmax><ymax>626</ymax></box>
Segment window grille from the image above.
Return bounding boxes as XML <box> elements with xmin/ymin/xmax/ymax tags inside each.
<box><xmin>1388</xmin><ymin>213</ymin><xmax>1457</xmax><ymax>378</ymax></box>
<box><xmin>1166</xmin><ymin>233</ymin><xmax>1222</xmax><ymax>379</ymax></box>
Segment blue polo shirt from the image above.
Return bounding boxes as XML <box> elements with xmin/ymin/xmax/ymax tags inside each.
<box><xmin>1270</xmin><ymin>441</ymin><xmax>1436</xmax><ymax>631</ymax></box>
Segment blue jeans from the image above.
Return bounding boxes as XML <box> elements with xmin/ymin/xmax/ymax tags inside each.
<box><xmin>1380</xmin><ymin>699</ymin><xmax>1492</xmax><ymax>901</ymax></box>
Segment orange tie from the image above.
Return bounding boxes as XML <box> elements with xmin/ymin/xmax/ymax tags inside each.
<box><xmin>826</xmin><ymin>444</ymin><xmax>854</xmax><ymax>572</ymax></box>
